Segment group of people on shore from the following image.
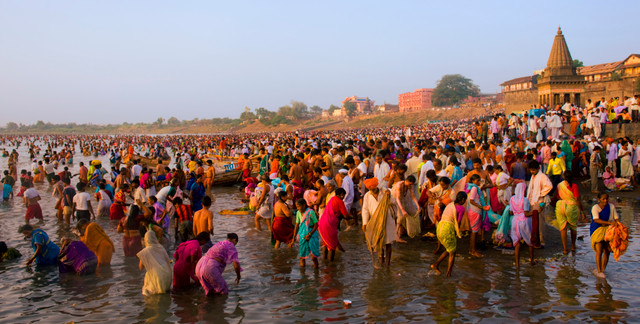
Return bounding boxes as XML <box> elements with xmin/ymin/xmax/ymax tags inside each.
<box><xmin>0</xmin><ymin>98</ymin><xmax>635</xmax><ymax>296</ymax></box>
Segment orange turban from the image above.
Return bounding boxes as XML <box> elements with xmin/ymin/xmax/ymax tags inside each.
<box><xmin>364</xmin><ymin>178</ymin><xmax>379</xmax><ymax>190</ymax></box>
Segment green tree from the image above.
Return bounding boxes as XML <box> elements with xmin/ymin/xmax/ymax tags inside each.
<box><xmin>240</xmin><ymin>107</ymin><xmax>255</xmax><ymax>122</ymax></box>
<box><xmin>572</xmin><ymin>59</ymin><xmax>584</xmax><ymax>68</ymax></box>
<box><xmin>344</xmin><ymin>101</ymin><xmax>357</xmax><ymax>117</ymax></box>
<box><xmin>431</xmin><ymin>74</ymin><xmax>480</xmax><ymax>107</ymax></box>
<box><xmin>155</xmin><ymin>117</ymin><xmax>165</xmax><ymax>126</ymax></box>
<box><xmin>327</xmin><ymin>104</ymin><xmax>340</xmax><ymax>115</ymax></box>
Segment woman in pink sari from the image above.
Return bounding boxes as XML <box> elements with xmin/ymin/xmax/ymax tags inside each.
<box><xmin>318</xmin><ymin>188</ymin><xmax>348</xmax><ymax>262</ymax></box>
<box><xmin>173</xmin><ymin>238</ymin><xmax>205</xmax><ymax>291</ymax></box>
<box><xmin>509</xmin><ymin>183</ymin><xmax>534</xmax><ymax>269</ymax></box>
<box><xmin>195</xmin><ymin>233</ymin><xmax>242</xmax><ymax>295</ymax></box>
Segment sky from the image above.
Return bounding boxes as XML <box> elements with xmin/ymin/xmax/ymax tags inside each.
<box><xmin>0</xmin><ymin>1</ymin><xmax>638</xmax><ymax>125</ymax></box>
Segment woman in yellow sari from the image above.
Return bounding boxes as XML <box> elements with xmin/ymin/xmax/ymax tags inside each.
<box><xmin>77</xmin><ymin>219</ymin><xmax>115</xmax><ymax>266</ymax></box>
<box><xmin>555</xmin><ymin>172</ymin><xmax>585</xmax><ymax>254</ymax></box>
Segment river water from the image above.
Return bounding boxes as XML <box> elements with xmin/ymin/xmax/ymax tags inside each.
<box><xmin>0</xmin><ymin>144</ymin><xmax>639</xmax><ymax>323</ymax></box>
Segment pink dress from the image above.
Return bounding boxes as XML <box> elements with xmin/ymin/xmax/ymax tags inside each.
<box><xmin>173</xmin><ymin>240</ymin><xmax>202</xmax><ymax>290</ymax></box>
<box><xmin>318</xmin><ymin>196</ymin><xmax>347</xmax><ymax>251</ymax></box>
<box><xmin>195</xmin><ymin>240</ymin><xmax>242</xmax><ymax>295</ymax></box>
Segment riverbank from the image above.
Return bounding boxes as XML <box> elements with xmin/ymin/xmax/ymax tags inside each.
<box><xmin>0</xmin><ymin>107</ymin><xmax>497</xmax><ymax>135</ymax></box>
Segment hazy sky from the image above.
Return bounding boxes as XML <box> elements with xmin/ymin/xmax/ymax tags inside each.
<box><xmin>1</xmin><ymin>1</ymin><xmax>638</xmax><ymax>124</ymax></box>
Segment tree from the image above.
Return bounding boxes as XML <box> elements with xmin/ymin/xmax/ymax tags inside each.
<box><xmin>6</xmin><ymin>122</ymin><xmax>18</xmax><ymax>131</ymax></box>
<box><xmin>155</xmin><ymin>117</ymin><xmax>165</xmax><ymax>126</ymax></box>
<box><xmin>167</xmin><ymin>116</ymin><xmax>180</xmax><ymax>125</ymax></box>
<box><xmin>431</xmin><ymin>74</ymin><xmax>480</xmax><ymax>107</ymax></box>
<box><xmin>290</xmin><ymin>101</ymin><xmax>308</xmax><ymax>119</ymax></box>
<box><xmin>239</xmin><ymin>107</ymin><xmax>255</xmax><ymax>122</ymax></box>
<box><xmin>327</xmin><ymin>104</ymin><xmax>340</xmax><ymax>115</ymax></box>
<box><xmin>344</xmin><ymin>101</ymin><xmax>357</xmax><ymax>117</ymax></box>
<box><xmin>572</xmin><ymin>59</ymin><xmax>584</xmax><ymax>68</ymax></box>
<box><xmin>310</xmin><ymin>105</ymin><xmax>323</xmax><ymax>115</ymax></box>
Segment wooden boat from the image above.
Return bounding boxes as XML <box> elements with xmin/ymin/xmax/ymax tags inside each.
<box><xmin>211</xmin><ymin>169</ymin><xmax>244</xmax><ymax>186</ymax></box>
<box><xmin>133</xmin><ymin>155</ymin><xmax>171</xmax><ymax>167</ymax></box>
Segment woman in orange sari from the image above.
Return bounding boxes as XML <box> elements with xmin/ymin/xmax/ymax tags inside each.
<box><xmin>569</xmin><ymin>114</ymin><xmax>579</xmax><ymax>136</ymax></box>
<box><xmin>555</xmin><ymin>172</ymin><xmax>584</xmax><ymax>254</ymax></box>
<box><xmin>77</xmin><ymin>219</ymin><xmax>115</xmax><ymax>266</ymax></box>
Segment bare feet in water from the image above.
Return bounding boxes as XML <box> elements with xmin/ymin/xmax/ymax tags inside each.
<box><xmin>430</xmin><ymin>264</ymin><xmax>441</xmax><ymax>275</ymax></box>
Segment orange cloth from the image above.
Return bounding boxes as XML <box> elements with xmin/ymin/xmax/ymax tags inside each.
<box><xmin>605</xmin><ymin>222</ymin><xmax>629</xmax><ymax>261</ymax></box>
<box><xmin>81</xmin><ymin>222</ymin><xmax>115</xmax><ymax>266</ymax></box>
<box><xmin>363</xmin><ymin>178</ymin><xmax>378</xmax><ymax>190</ymax></box>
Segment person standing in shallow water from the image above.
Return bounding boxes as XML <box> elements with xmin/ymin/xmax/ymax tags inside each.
<box><xmin>292</xmin><ymin>198</ymin><xmax>320</xmax><ymax>268</ymax></box>
<box><xmin>431</xmin><ymin>191</ymin><xmax>466</xmax><ymax>277</ymax></box>
<box><xmin>195</xmin><ymin>233</ymin><xmax>242</xmax><ymax>295</ymax></box>
<box><xmin>590</xmin><ymin>193</ymin><xmax>619</xmax><ymax>278</ymax></box>
<box><xmin>272</xmin><ymin>190</ymin><xmax>295</xmax><ymax>249</ymax></box>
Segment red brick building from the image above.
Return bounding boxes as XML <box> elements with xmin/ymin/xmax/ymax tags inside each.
<box><xmin>399</xmin><ymin>88</ymin><xmax>434</xmax><ymax>112</ymax></box>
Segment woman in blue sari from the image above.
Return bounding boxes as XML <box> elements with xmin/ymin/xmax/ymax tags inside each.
<box><xmin>292</xmin><ymin>198</ymin><xmax>320</xmax><ymax>268</ymax></box>
<box><xmin>590</xmin><ymin>193</ymin><xmax>619</xmax><ymax>278</ymax></box>
<box><xmin>19</xmin><ymin>224</ymin><xmax>60</xmax><ymax>267</ymax></box>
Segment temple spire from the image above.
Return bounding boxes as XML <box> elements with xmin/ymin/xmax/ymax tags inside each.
<box><xmin>545</xmin><ymin>26</ymin><xmax>574</xmax><ymax>75</ymax></box>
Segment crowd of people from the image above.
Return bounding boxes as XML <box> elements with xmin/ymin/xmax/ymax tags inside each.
<box><xmin>0</xmin><ymin>98</ymin><xmax>635</xmax><ymax>296</ymax></box>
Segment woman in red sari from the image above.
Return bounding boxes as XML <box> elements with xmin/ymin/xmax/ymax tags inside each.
<box><xmin>272</xmin><ymin>190</ymin><xmax>294</xmax><ymax>249</ymax></box>
<box><xmin>110</xmin><ymin>184</ymin><xmax>128</xmax><ymax>220</ymax></box>
<box><xmin>318</xmin><ymin>188</ymin><xmax>348</xmax><ymax>262</ymax></box>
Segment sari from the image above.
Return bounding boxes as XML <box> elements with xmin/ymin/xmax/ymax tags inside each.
<box><xmin>173</xmin><ymin>240</ymin><xmax>202</xmax><ymax>290</ymax></box>
<box><xmin>318</xmin><ymin>196</ymin><xmax>347</xmax><ymax>251</ymax></box>
<box><xmin>555</xmin><ymin>181</ymin><xmax>579</xmax><ymax>231</ymax></box>
<box><xmin>81</xmin><ymin>222</ymin><xmax>114</xmax><ymax>266</ymax></box>
<box><xmin>297</xmin><ymin>209</ymin><xmax>320</xmax><ymax>259</ymax></box>
<box><xmin>110</xmin><ymin>190</ymin><xmax>127</xmax><ymax>220</ymax></box>
<box><xmin>590</xmin><ymin>203</ymin><xmax>616</xmax><ymax>251</ymax></box>
<box><xmin>195</xmin><ymin>240</ymin><xmax>242</xmax><ymax>295</ymax></box>
<box><xmin>137</xmin><ymin>231</ymin><xmax>172</xmax><ymax>296</ymax></box>
<box><xmin>30</xmin><ymin>229</ymin><xmax>60</xmax><ymax>266</ymax></box>
<box><xmin>58</xmin><ymin>241</ymin><xmax>98</xmax><ymax>275</ymax></box>
<box><xmin>509</xmin><ymin>183</ymin><xmax>532</xmax><ymax>246</ymax></box>
<box><xmin>570</xmin><ymin>115</ymin><xmax>579</xmax><ymax>136</ymax></box>
<box><xmin>494</xmin><ymin>206</ymin><xmax>512</xmax><ymax>244</ymax></box>
<box><xmin>437</xmin><ymin>203</ymin><xmax>462</xmax><ymax>253</ymax></box>
<box><xmin>560</xmin><ymin>140</ymin><xmax>574</xmax><ymax>171</ymax></box>
<box><xmin>272</xmin><ymin>207</ymin><xmax>294</xmax><ymax>243</ymax></box>
<box><xmin>466</xmin><ymin>183</ymin><xmax>489</xmax><ymax>232</ymax></box>
<box><xmin>364</xmin><ymin>190</ymin><xmax>391</xmax><ymax>255</ymax></box>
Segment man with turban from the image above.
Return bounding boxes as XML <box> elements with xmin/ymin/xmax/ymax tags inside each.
<box><xmin>362</xmin><ymin>178</ymin><xmax>397</xmax><ymax>267</ymax></box>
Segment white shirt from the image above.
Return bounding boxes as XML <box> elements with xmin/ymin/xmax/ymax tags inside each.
<box><xmin>340</xmin><ymin>175</ymin><xmax>354</xmax><ymax>209</ymax></box>
<box><xmin>373</xmin><ymin>161</ymin><xmax>390</xmax><ymax>190</ymax></box>
<box><xmin>418</xmin><ymin>161</ymin><xmax>434</xmax><ymax>189</ymax></box>
<box><xmin>73</xmin><ymin>192</ymin><xmax>91</xmax><ymax>210</ymax></box>
<box><xmin>134</xmin><ymin>187</ymin><xmax>147</xmax><ymax>204</ymax></box>
<box><xmin>131</xmin><ymin>164</ymin><xmax>142</xmax><ymax>180</ymax></box>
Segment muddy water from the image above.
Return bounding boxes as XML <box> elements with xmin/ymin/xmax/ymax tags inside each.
<box><xmin>0</xmin><ymin>143</ymin><xmax>638</xmax><ymax>323</ymax></box>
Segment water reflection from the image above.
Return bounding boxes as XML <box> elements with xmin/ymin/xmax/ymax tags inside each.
<box><xmin>585</xmin><ymin>280</ymin><xmax>629</xmax><ymax>321</ymax></box>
